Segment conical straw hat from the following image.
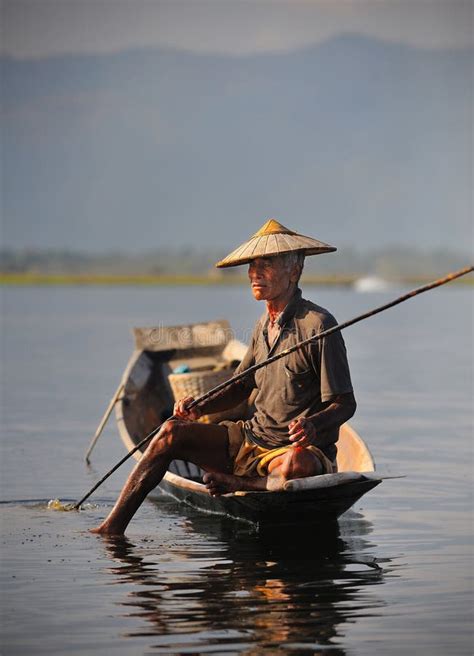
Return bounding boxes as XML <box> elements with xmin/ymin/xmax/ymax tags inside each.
<box><xmin>215</xmin><ymin>219</ymin><xmax>336</xmax><ymax>268</ymax></box>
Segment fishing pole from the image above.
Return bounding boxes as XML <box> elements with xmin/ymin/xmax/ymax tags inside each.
<box><xmin>73</xmin><ymin>264</ymin><xmax>473</xmax><ymax>509</ymax></box>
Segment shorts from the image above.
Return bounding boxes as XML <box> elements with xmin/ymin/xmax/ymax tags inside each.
<box><xmin>220</xmin><ymin>420</ymin><xmax>337</xmax><ymax>477</ymax></box>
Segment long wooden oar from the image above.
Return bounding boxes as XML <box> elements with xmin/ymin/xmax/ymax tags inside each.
<box><xmin>73</xmin><ymin>265</ymin><xmax>473</xmax><ymax>509</ymax></box>
<box><xmin>85</xmin><ymin>382</ymin><xmax>124</xmax><ymax>463</ymax></box>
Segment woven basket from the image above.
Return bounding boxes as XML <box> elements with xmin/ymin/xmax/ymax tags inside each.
<box><xmin>168</xmin><ymin>368</ymin><xmax>247</xmax><ymax>422</ymax></box>
<box><xmin>169</xmin><ymin>368</ymin><xmax>231</xmax><ymax>401</ymax></box>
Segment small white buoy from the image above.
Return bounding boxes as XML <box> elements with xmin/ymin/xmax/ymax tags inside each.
<box><xmin>353</xmin><ymin>276</ymin><xmax>392</xmax><ymax>293</ymax></box>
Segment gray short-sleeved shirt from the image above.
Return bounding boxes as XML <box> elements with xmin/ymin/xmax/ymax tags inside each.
<box><xmin>236</xmin><ymin>288</ymin><xmax>353</xmax><ymax>461</ymax></box>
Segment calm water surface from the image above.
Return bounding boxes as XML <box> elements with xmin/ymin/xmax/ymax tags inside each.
<box><xmin>1</xmin><ymin>284</ymin><xmax>473</xmax><ymax>655</ymax></box>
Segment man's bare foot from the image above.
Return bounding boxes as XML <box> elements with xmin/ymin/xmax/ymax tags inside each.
<box><xmin>203</xmin><ymin>472</ymin><xmax>268</xmax><ymax>495</ymax></box>
<box><xmin>203</xmin><ymin>472</ymin><xmax>246</xmax><ymax>496</ymax></box>
<box><xmin>89</xmin><ymin>523</ymin><xmax>125</xmax><ymax>536</ymax></box>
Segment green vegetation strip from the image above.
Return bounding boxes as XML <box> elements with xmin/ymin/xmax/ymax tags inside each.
<box><xmin>0</xmin><ymin>273</ymin><xmax>245</xmax><ymax>286</ymax></box>
<box><xmin>0</xmin><ymin>273</ymin><xmax>472</xmax><ymax>287</ymax></box>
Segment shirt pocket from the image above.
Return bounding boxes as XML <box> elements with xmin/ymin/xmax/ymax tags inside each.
<box><xmin>282</xmin><ymin>363</ymin><xmax>315</xmax><ymax>407</ymax></box>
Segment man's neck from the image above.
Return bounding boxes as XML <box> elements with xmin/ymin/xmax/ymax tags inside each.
<box><xmin>266</xmin><ymin>284</ymin><xmax>297</xmax><ymax>323</ymax></box>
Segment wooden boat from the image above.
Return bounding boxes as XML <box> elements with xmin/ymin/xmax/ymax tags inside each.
<box><xmin>115</xmin><ymin>320</ymin><xmax>381</xmax><ymax>526</ymax></box>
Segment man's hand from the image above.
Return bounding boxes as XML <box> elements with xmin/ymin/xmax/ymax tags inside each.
<box><xmin>288</xmin><ymin>416</ymin><xmax>317</xmax><ymax>447</ymax></box>
<box><xmin>173</xmin><ymin>396</ymin><xmax>202</xmax><ymax>422</ymax></box>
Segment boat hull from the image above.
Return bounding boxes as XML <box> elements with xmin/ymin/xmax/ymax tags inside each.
<box><xmin>158</xmin><ymin>474</ymin><xmax>381</xmax><ymax>526</ymax></box>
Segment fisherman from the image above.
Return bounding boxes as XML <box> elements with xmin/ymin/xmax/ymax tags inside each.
<box><xmin>91</xmin><ymin>219</ymin><xmax>356</xmax><ymax>535</ymax></box>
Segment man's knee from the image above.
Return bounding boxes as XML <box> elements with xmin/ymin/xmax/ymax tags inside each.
<box><xmin>279</xmin><ymin>447</ymin><xmax>323</xmax><ymax>481</ymax></box>
<box><xmin>146</xmin><ymin>419</ymin><xmax>189</xmax><ymax>458</ymax></box>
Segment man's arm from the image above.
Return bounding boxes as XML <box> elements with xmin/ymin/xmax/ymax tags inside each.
<box><xmin>288</xmin><ymin>392</ymin><xmax>357</xmax><ymax>448</ymax></box>
<box><xmin>199</xmin><ymin>378</ymin><xmax>254</xmax><ymax>415</ymax></box>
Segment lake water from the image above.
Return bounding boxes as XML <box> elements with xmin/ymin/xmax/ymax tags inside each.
<box><xmin>1</xmin><ymin>283</ymin><xmax>473</xmax><ymax>655</ymax></box>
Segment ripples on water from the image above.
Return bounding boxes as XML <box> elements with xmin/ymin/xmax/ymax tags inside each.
<box><xmin>1</xmin><ymin>496</ymin><xmax>390</xmax><ymax>655</ymax></box>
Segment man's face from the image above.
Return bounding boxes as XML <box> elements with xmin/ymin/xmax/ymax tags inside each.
<box><xmin>248</xmin><ymin>256</ymin><xmax>296</xmax><ymax>302</ymax></box>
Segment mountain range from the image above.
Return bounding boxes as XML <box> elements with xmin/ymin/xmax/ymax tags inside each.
<box><xmin>2</xmin><ymin>35</ymin><xmax>472</xmax><ymax>254</ymax></box>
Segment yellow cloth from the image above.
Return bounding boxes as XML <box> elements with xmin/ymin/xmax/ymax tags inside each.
<box><xmin>221</xmin><ymin>420</ymin><xmax>336</xmax><ymax>477</ymax></box>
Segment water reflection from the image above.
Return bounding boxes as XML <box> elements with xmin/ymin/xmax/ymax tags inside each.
<box><xmin>98</xmin><ymin>504</ymin><xmax>388</xmax><ymax>654</ymax></box>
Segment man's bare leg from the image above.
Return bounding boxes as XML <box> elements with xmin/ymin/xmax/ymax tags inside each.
<box><xmin>203</xmin><ymin>447</ymin><xmax>324</xmax><ymax>495</ymax></box>
<box><xmin>90</xmin><ymin>420</ymin><xmax>231</xmax><ymax>536</ymax></box>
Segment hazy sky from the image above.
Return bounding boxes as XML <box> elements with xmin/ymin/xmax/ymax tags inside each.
<box><xmin>3</xmin><ymin>0</ymin><xmax>472</xmax><ymax>60</ymax></box>
<box><xmin>2</xmin><ymin>1</ymin><xmax>472</xmax><ymax>254</ymax></box>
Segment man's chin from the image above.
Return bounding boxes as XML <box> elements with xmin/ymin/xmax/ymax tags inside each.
<box><xmin>251</xmin><ymin>288</ymin><xmax>267</xmax><ymax>301</ymax></box>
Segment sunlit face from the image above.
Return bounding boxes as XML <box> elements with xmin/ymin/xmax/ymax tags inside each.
<box><xmin>248</xmin><ymin>256</ymin><xmax>297</xmax><ymax>302</ymax></box>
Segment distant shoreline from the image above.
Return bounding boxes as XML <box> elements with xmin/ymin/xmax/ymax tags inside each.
<box><xmin>0</xmin><ymin>273</ymin><xmax>353</xmax><ymax>286</ymax></box>
<box><xmin>1</xmin><ymin>272</ymin><xmax>472</xmax><ymax>287</ymax></box>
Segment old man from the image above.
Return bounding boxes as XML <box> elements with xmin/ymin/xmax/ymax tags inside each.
<box><xmin>92</xmin><ymin>219</ymin><xmax>356</xmax><ymax>535</ymax></box>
